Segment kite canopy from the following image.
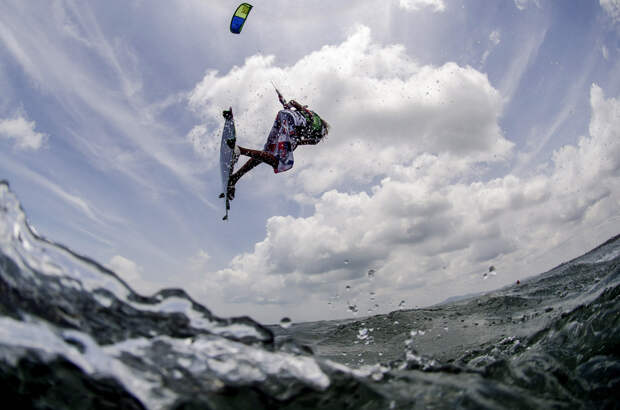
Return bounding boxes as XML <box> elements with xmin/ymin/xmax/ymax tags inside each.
<box><xmin>230</xmin><ymin>3</ymin><xmax>253</xmax><ymax>34</ymax></box>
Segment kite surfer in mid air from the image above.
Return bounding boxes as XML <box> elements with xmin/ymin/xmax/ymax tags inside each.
<box><xmin>223</xmin><ymin>87</ymin><xmax>330</xmax><ymax>200</ymax></box>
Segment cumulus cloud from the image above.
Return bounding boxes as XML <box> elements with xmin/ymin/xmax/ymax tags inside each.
<box><xmin>600</xmin><ymin>0</ymin><xmax>620</xmax><ymax>23</ymax></box>
<box><xmin>108</xmin><ymin>255</ymin><xmax>143</xmax><ymax>283</ymax></box>
<box><xmin>0</xmin><ymin>115</ymin><xmax>47</xmax><ymax>150</ymax></box>
<box><xmin>188</xmin><ymin>249</ymin><xmax>211</xmax><ymax>272</ymax></box>
<box><xmin>188</xmin><ymin>25</ymin><xmax>513</xmax><ymax>195</ymax></box>
<box><xmin>186</xmin><ymin>124</ymin><xmax>220</xmax><ymax>170</ymax></box>
<box><xmin>107</xmin><ymin>254</ymin><xmax>161</xmax><ymax>295</ymax></box>
<box><xmin>399</xmin><ymin>0</ymin><xmax>446</xmax><ymax>12</ymax></box>
<box><xmin>200</xmin><ymin>83</ymin><xmax>620</xmax><ymax>321</ymax></box>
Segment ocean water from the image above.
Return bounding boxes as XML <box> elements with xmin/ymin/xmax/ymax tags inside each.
<box><xmin>1</xmin><ymin>180</ymin><xmax>619</xmax><ymax>409</ymax></box>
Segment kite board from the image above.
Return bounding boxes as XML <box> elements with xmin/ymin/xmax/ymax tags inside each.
<box><xmin>219</xmin><ymin>107</ymin><xmax>238</xmax><ymax>220</ymax></box>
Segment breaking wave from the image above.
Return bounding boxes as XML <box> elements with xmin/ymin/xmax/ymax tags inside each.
<box><xmin>1</xmin><ymin>181</ymin><xmax>619</xmax><ymax>409</ymax></box>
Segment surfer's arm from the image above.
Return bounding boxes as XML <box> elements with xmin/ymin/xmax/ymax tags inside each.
<box><xmin>288</xmin><ymin>100</ymin><xmax>304</xmax><ymax>109</ymax></box>
<box><xmin>289</xmin><ymin>100</ymin><xmax>314</xmax><ymax>116</ymax></box>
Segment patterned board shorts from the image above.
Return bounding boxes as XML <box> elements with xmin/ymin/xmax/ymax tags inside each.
<box><xmin>263</xmin><ymin>109</ymin><xmax>307</xmax><ymax>173</ymax></box>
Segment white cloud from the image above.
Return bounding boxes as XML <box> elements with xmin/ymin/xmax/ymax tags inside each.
<box><xmin>186</xmin><ymin>124</ymin><xmax>218</xmax><ymax>165</ymax></box>
<box><xmin>0</xmin><ymin>115</ymin><xmax>47</xmax><ymax>150</ymax></box>
<box><xmin>602</xmin><ymin>45</ymin><xmax>609</xmax><ymax>60</ymax></box>
<box><xmin>188</xmin><ymin>249</ymin><xmax>211</xmax><ymax>272</ymax></box>
<box><xmin>0</xmin><ymin>0</ymin><xmax>216</xmax><ymax>209</ymax></box>
<box><xmin>481</xmin><ymin>30</ymin><xmax>501</xmax><ymax>66</ymax></box>
<box><xmin>108</xmin><ymin>255</ymin><xmax>160</xmax><ymax>295</ymax></box>
<box><xmin>514</xmin><ymin>0</ymin><xmax>541</xmax><ymax>11</ymax></box>
<box><xmin>498</xmin><ymin>25</ymin><xmax>547</xmax><ymax>103</ymax></box>
<box><xmin>600</xmin><ymin>0</ymin><xmax>620</xmax><ymax>23</ymax></box>
<box><xmin>489</xmin><ymin>30</ymin><xmax>501</xmax><ymax>46</ymax></box>
<box><xmin>0</xmin><ymin>151</ymin><xmax>109</xmax><ymax>226</ymax></box>
<box><xmin>108</xmin><ymin>255</ymin><xmax>143</xmax><ymax>283</ymax></box>
<box><xmin>399</xmin><ymin>0</ymin><xmax>446</xmax><ymax>12</ymax></box>
<box><xmin>199</xmin><ymin>83</ymin><xmax>620</xmax><ymax>322</ymax></box>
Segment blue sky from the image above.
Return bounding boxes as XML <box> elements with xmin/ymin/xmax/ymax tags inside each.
<box><xmin>1</xmin><ymin>0</ymin><xmax>619</xmax><ymax>323</ymax></box>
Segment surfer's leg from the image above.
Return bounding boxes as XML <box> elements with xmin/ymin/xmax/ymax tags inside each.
<box><xmin>229</xmin><ymin>157</ymin><xmax>260</xmax><ymax>187</ymax></box>
<box><xmin>229</xmin><ymin>149</ymin><xmax>276</xmax><ymax>185</ymax></box>
<box><xmin>238</xmin><ymin>147</ymin><xmax>279</xmax><ymax>169</ymax></box>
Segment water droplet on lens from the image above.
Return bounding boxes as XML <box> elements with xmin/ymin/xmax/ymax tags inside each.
<box><xmin>279</xmin><ymin>317</ymin><xmax>292</xmax><ymax>329</ymax></box>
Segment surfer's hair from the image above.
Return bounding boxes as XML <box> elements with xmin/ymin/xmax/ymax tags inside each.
<box><xmin>321</xmin><ymin>118</ymin><xmax>330</xmax><ymax>136</ymax></box>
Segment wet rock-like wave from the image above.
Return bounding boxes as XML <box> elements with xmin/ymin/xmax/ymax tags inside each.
<box><xmin>1</xmin><ymin>180</ymin><xmax>619</xmax><ymax>409</ymax></box>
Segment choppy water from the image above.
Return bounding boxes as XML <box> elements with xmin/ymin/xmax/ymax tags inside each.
<box><xmin>1</xmin><ymin>180</ymin><xmax>619</xmax><ymax>409</ymax></box>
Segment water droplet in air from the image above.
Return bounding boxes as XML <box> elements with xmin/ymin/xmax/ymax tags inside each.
<box><xmin>367</xmin><ymin>269</ymin><xmax>376</xmax><ymax>279</ymax></box>
<box><xmin>344</xmin><ymin>259</ymin><xmax>350</xmax><ymax>265</ymax></box>
<box><xmin>348</xmin><ymin>304</ymin><xmax>358</xmax><ymax>313</ymax></box>
<box><xmin>345</xmin><ymin>285</ymin><xmax>351</xmax><ymax>291</ymax></box>
<box><xmin>279</xmin><ymin>317</ymin><xmax>292</xmax><ymax>329</ymax></box>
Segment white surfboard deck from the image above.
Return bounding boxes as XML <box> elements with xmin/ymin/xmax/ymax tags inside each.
<box><xmin>219</xmin><ymin>108</ymin><xmax>237</xmax><ymax>220</ymax></box>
